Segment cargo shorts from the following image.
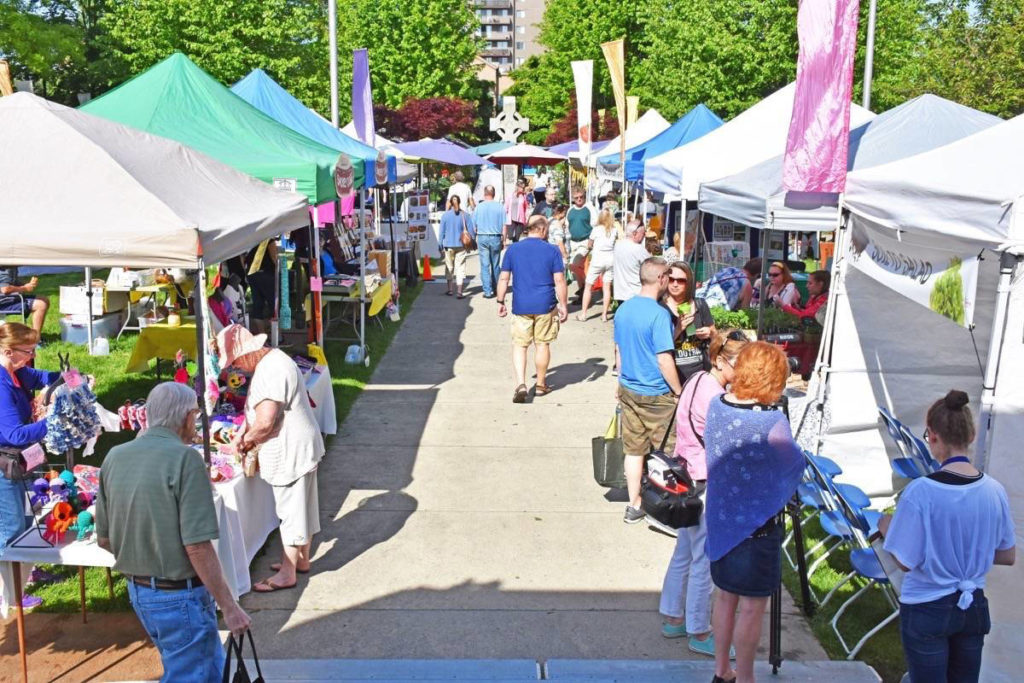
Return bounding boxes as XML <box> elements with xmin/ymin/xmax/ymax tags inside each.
<box><xmin>618</xmin><ymin>386</ymin><xmax>677</xmax><ymax>456</ymax></box>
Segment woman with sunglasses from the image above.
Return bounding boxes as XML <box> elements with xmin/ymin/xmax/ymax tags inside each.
<box><xmin>0</xmin><ymin>323</ymin><xmax>61</xmax><ymax>610</ymax></box>
<box><xmin>760</xmin><ymin>261</ymin><xmax>800</xmax><ymax>309</ymax></box>
<box><xmin>660</xmin><ymin>330</ymin><xmax>748</xmax><ymax>656</ymax></box>
<box><xmin>879</xmin><ymin>391</ymin><xmax>1015</xmax><ymax>683</ymax></box>
<box><xmin>663</xmin><ymin>262</ymin><xmax>715</xmax><ymax>383</ymax></box>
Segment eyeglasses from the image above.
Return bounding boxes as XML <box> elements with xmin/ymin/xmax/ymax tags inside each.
<box><xmin>727</xmin><ymin>330</ymin><xmax>749</xmax><ymax>342</ymax></box>
<box><xmin>10</xmin><ymin>347</ymin><xmax>36</xmax><ymax>357</ymax></box>
<box><xmin>768</xmin><ymin>272</ymin><xmax>782</xmax><ymax>278</ymax></box>
<box><xmin>923</xmin><ymin>427</ymin><xmax>931</xmax><ymax>441</ymax></box>
<box><xmin>573</xmin><ymin>196</ymin><xmax>584</xmax><ymax>201</ymax></box>
<box><xmin>668</xmin><ymin>276</ymin><xmax>688</xmax><ymax>284</ymax></box>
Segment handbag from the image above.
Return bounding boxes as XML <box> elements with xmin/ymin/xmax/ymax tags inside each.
<box><xmin>459</xmin><ymin>213</ymin><xmax>476</xmax><ymax>251</ymax></box>
<box><xmin>591</xmin><ymin>408</ymin><xmax>626</xmax><ymax>488</ymax></box>
<box><xmin>639</xmin><ymin>381</ymin><xmax>704</xmax><ymax>529</ymax></box>
<box><xmin>222</xmin><ymin>629</ymin><xmax>265</xmax><ymax>683</ymax></box>
<box><xmin>0</xmin><ymin>445</ymin><xmax>45</xmax><ymax>481</ymax></box>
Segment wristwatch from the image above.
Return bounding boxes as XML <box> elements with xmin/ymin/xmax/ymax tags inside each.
<box><xmin>497</xmin><ymin>300</ymin><xmax>506</xmax><ymax>306</ymax></box>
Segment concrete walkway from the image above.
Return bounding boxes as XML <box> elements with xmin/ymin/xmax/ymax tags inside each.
<box><xmin>240</xmin><ymin>255</ymin><xmax>831</xmax><ymax>667</ymax></box>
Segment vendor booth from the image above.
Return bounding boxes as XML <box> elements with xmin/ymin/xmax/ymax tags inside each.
<box><xmin>0</xmin><ymin>92</ymin><xmax>311</xmax><ymax>682</ymax></box>
<box><xmin>813</xmin><ymin>112</ymin><xmax>1024</xmax><ymax>682</ymax></box>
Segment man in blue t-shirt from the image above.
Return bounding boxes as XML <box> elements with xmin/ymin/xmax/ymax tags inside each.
<box><xmin>473</xmin><ymin>185</ymin><xmax>507</xmax><ymax>299</ymax></box>
<box><xmin>497</xmin><ymin>215</ymin><xmax>569</xmax><ymax>404</ymax></box>
<box><xmin>613</xmin><ymin>257</ymin><xmax>683</xmax><ymax>524</ymax></box>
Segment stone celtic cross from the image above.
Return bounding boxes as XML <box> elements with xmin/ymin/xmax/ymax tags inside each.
<box><xmin>489</xmin><ymin>96</ymin><xmax>529</xmax><ymax>144</ymax></box>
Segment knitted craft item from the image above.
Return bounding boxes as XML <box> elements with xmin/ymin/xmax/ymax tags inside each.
<box><xmin>43</xmin><ymin>384</ymin><xmax>103</xmax><ymax>455</ymax></box>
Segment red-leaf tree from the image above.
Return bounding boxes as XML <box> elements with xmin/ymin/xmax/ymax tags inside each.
<box><xmin>544</xmin><ymin>94</ymin><xmax>620</xmax><ymax>146</ymax></box>
<box><xmin>383</xmin><ymin>97</ymin><xmax>480</xmax><ymax>141</ymax></box>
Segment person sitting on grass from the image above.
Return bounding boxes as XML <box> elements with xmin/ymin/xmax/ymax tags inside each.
<box><xmin>0</xmin><ymin>266</ymin><xmax>49</xmax><ymax>335</ymax></box>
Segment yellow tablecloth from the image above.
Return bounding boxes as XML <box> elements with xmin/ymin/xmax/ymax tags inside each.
<box><xmin>125</xmin><ymin>321</ymin><xmax>197</xmax><ymax>373</ymax></box>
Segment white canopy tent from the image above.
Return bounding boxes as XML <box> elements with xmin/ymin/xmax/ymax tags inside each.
<box><xmin>0</xmin><ymin>92</ymin><xmax>308</xmax><ymax>267</ymax></box>
<box><xmin>819</xmin><ymin>112</ymin><xmax>1024</xmax><ymax>681</ymax></box>
<box><xmin>697</xmin><ymin>94</ymin><xmax>998</xmax><ymax>232</ymax></box>
<box><xmin>645</xmin><ymin>84</ymin><xmax>802</xmax><ymax>202</ymax></box>
<box><xmin>587</xmin><ymin>108</ymin><xmax>670</xmax><ymax>169</ymax></box>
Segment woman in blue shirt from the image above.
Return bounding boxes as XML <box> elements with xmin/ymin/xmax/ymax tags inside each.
<box><xmin>438</xmin><ymin>194</ymin><xmax>476</xmax><ymax>299</ymax></box>
<box><xmin>880</xmin><ymin>390</ymin><xmax>1016</xmax><ymax>683</ymax></box>
<box><xmin>0</xmin><ymin>323</ymin><xmax>61</xmax><ymax>552</ymax></box>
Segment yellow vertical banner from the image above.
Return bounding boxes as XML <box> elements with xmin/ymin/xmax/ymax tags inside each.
<box><xmin>626</xmin><ymin>96</ymin><xmax>639</xmax><ymax>129</ymax></box>
<box><xmin>601</xmin><ymin>39</ymin><xmax>627</xmax><ymax>164</ymax></box>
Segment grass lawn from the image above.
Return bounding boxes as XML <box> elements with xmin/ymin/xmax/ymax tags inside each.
<box><xmin>21</xmin><ymin>270</ymin><xmax>423</xmax><ymax>612</ymax></box>
<box><xmin>783</xmin><ymin>515</ymin><xmax>906</xmax><ymax>683</ymax></box>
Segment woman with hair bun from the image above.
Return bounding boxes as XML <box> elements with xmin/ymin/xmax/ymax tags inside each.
<box><xmin>703</xmin><ymin>341</ymin><xmax>804</xmax><ymax>683</ymax></box>
<box><xmin>879</xmin><ymin>390</ymin><xmax>1016</xmax><ymax>683</ymax></box>
<box><xmin>659</xmin><ymin>330</ymin><xmax>748</xmax><ymax>656</ymax></box>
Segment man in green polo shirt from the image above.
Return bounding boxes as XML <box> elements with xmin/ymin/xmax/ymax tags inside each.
<box><xmin>96</xmin><ymin>382</ymin><xmax>249</xmax><ymax>681</ymax></box>
<box><xmin>566</xmin><ymin>187</ymin><xmax>598</xmax><ymax>302</ymax></box>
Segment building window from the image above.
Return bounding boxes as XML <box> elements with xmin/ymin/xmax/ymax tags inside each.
<box><xmin>517</xmin><ymin>57</ymin><xmax>525</xmax><ymax>66</ymax></box>
<box><xmin>516</xmin><ymin>9</ymin><xmax>525</xmax><ymax>18</ymax></box>
<box><xmin>516</xmin><ymin>25</ymin><xmax>525</xmax><ymax>33</ymax></box>
<box><xmin>515</xmin><ymin>41</ymin><xmax>524</xmax><ymax>50</ymax></box>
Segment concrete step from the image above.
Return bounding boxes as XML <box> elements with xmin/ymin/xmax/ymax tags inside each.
<box><xmin>233</xmin><ymin>658</ymin><xmax>880</xmax><ymax>682</ymax></box>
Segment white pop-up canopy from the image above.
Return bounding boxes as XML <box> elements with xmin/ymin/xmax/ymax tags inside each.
<box><xmin>645</xmin><ymin>83</ymin><xmax>800</xmax><ymax>201</ymax></box>
<box><xmin>814</xmin><ymin>113</ymin><xmax>1024</xmax><ymax>681</ymax></box>
<box><xmin>587</xmin><ymin>109</ymin><xmax>670</xmax><ymax>168</ymax></box>
<box><xmin>698</xmin><ymin>94</ymin><xmax>996</xmax><ymax>232</ymax></box>
<box><xmin>0</xmin><ymin>92</ymin><xmax>308</xmax><ymax>268</ymax></box>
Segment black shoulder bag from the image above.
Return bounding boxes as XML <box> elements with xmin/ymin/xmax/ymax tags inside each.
<box><xmin>223</xmin><ymin>629</ymin><xmax>265</xmax><ymax>683</ymax></box>
<box><xmin>639</xmin><ymin>377</ymin><xmax>705</xmax><ymax>529</ymax></box>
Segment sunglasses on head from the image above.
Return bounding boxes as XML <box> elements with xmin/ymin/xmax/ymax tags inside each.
<box><xmin>727</xmin><ymin>330</ymin><xmax>749</xmax><ymax>342</ymax></box>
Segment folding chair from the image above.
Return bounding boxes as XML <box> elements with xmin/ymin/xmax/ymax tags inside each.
<box><xmin>879</xmin><ymin>406</ymin><xmax>923</xmax><ymax>480</ymax></box>
<box><xmin>0</xmin><ymin>293</ymin><xmax>27</xmax><ymax>324</ymax></box>
<box><xmin>899</xmin><ymin>424</ymin><xmax>940</xmax><ymax>474</ymax></box>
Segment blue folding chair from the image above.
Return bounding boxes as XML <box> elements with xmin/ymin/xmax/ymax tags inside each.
<box><xmin>879</xmin><ymin>407</ymin><xmax>923</xmax><ymax>480</ymax></box>
<box><xmin>0</xmin><ymin>293</ymin><xmax>27</xmax><ymax>324</ymax></box>
<box><xmin>899</xmin><ymin>424</ymin><xmax>940</xmax><ymax>474</ymax></box>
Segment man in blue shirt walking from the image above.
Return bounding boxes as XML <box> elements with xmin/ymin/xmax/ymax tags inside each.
<box><xmin>473</xmin><ymin>185</ymin><xmax>506</xmax><ymax>298</ymax></box>
<box><xmin>613</xmin><ymin>257</ymin><xmax>683</xmax><ymax>523</ymax></box>
<box><xmin>497</xmin><ymin>215</ymin><xmax>568</xmax><ymax>403</ymax></box>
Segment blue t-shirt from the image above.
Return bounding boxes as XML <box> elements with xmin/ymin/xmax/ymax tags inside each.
<box><xmin>473</xmin><ymin>200</ymin><xmax>505</xmax><ymax>235</ymax></box>
<box><xmin>884</xmin><ymin>473</ymin><xmax>1015</xmax><ymax>607</ymax></box>
<box><xmin>439</xmin><ymin>209</ymin><xmax>475</xmax><ymax>249</ymax></box>
<box><xmin>613</xmin><ymin>296</ymin><xmax>674</xmax><ymax>395</ymax></box>
<box><xmin>500</xmin><ymin>237</ymin><xmax>563</xmax><ymax>315</ymax></box>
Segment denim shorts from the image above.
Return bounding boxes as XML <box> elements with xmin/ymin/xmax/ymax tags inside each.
<box><xmin>127</xmin><ymin>581</ymin><xmax>225</xmax><ymax>682</ymax></box>
<box><xmin>710</xmin><ymin>521</ymin><xmax>783</xmax><ymax>597</ymax></box>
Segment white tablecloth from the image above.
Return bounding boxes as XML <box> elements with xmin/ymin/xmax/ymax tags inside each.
<box><xmin>0</xmin><ymin>472</ymin><xmax>279</xmax><ymax>616</ymax></box>
<box><xmin>305</xmin><ymin>364</ymin><xmax>337</xmax><ymax>435</ymax></box>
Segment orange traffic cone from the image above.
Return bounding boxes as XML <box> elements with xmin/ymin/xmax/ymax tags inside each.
<box><xmin>422</xmin><ymin>255</ymin><xmax>433</xmax><ymax>281</ymax></box>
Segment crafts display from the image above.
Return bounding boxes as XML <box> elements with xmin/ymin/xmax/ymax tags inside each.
<box><xmin>43</xmin><ymin>383</ymin><xmax>103</xmax><ymax>454</ymax></box>
<box><xmin>117</xmin><ymin>400</ymin><xmax>148</xmax><ymax>431</ymax></box>
<box><xmin>33</xmin><ymin>468</ymin><xmax>98</xmax><ymax>544</ymax></box>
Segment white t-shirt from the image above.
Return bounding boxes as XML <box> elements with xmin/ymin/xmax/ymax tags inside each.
<box><xmin>884</xmin><ymin>473</ymin><xmax>1015</xmax><ymax>606</ymax></box>
<box><xmin>246</xmin><ymin>349</ymin><xmax>325</xmax><ymax>486</ymax></box>
<box><xmin>589</xmin><ymin>225</ymin><xmax>618</xmax><ymax>256</ymax></box>
<box><xmin>612</xmin><ymin>239</ymin><xmax>649</xmax><ymax>301</ymax></box>
<box><xmin>446</xmin><ymin>182</ymin><xmax>473</xmax><ymax>210</ymax></box>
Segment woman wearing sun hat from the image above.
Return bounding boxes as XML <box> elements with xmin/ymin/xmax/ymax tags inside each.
<box><xmin>217</xmin><ymin>324</ymin><xmax>324</xmax><ymax>592</ymax></box>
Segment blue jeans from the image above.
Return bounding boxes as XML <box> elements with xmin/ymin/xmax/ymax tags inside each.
<box><xmin>128</xmin><ymin>581</ymin><xmax>225</xmax><ymax>682</ymax></box>
<box><xmin>0</xmin><ymin>472</ymin><xmax>28</xmax><ymax>550</ymax></box>
<box><xmin>477</xmin><ymin>234</ymin><xmax>503</xmax><ymax>296</ymax></box>
<box><xmin>900</xmin><ymin>590</ymin><xmax>990</xmax><ymax>683</ymax></box>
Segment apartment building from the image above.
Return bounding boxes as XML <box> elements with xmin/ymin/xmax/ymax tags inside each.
<box><xmin>473</xmin><ymin>0</ymin><xmax>545</xmax><ymax>71</ymax></box>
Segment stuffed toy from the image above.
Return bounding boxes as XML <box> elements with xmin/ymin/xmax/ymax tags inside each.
<box><xmin>43</xmin><ymin>502</ymin><xmax>75</xmax><ymax>544</ymax></box>
<box><xmin>173</xmin><ymin>350</ymin><xmax>190</xmax><ymax>384</ymax></box>
<box><xmin>58</xmin><ymin>469</ymin><xmax>77</xmax><ymax>498</ymax></box>
<box><xmin>71</xmin><ymin>508</ymin><xmax>95</xmax><ymax>541</ymax></box>
<box><xmin>47</xmin><ymin>478</ymin><xmax>68</xmax><ymax>503</ymax></box>
<box><xmin>30</xmin><ymin>478</ymin><xmax>50</xmax><ymax>510</ymax></box>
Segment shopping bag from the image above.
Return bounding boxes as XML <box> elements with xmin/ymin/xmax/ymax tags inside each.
<box><xmin>592</xmin><ymin>409</ymin><xmax>626</xmax><ymax>488</ymax></box>
<box><xmin>223</xmin><ymin>629</ymin><xmax>265</xmax><ymax>683</ymax></box>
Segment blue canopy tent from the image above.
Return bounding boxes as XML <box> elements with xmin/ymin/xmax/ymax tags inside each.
<box><xmin>598</xmin><ymin>104</ymin><xmax>723</xmax><ymax>182</ymax></box>
<box><xmin>232</xmin><ymin>69</ymin><xmax>397</xmax><ymax>186</ymax></box>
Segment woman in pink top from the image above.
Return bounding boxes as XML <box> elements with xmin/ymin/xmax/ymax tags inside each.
<box><xmin>658</xmin><ymin>330</ymin><xmax>750</xmax><ymax>656</ymax></box>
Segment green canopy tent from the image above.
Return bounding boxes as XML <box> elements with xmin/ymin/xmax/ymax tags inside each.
<box><xmin>82</xmin><ymin>53</ymin><xmax>357</xmax><ymax>203</ymax></box>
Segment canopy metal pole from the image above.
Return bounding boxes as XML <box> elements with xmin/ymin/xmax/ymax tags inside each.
<box><xmin>311</xmin><ymin>215</ymin><xmax>323</xmax><ymax>347</ymax></box>
<box><xmin>359</xmin><ymin>188</ymin><xmax>367</xmax><ymax>361</ymax></box>
<box><xmin>84</xmin><ymin>267</ymin><xmax>95</xmax><ymax>353</ymax></box>
<box><xmin>756</xmin><ymin>219</ymin><xmax>771</xmax><ymax>338</ymax></box>
<box><xmin>193</xmin><ymin>263</ymin><xmax>211</xmax><ymax>464</ymax></box>
<box><xmin>328</xmin><ymin>0</ymin><xmax>339</xmax><ymax>127</ymax></box>
<box><xmin>862</xmin><ymin>0</ymin><xmax>878</xmax><ymax>110</ymax></box>
<box><xmin>810</xmin><ymin>208</ymin><xmax>849</xmax><ymax>451</ymax></box>
<box><xmin>976</xmin><ymin>251</ymin><xmax>1022</xmax><ymax>472</ymax></box>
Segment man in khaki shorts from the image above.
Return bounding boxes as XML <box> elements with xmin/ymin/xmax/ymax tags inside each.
<box><xmin>497</xmin><ymin>215</ymin><xmax>569</xmax><ymax>403</ymax></box>
<box><xmin>613</xmin><ymin>257</ymin><xmax>683</xmax><ymax>523</ymax></box>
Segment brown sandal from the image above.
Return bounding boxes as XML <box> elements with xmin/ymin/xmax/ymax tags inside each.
<box><xmin>512</xmin><ymin>384</ymin><xmax>528</xmax><ymax>403</ymax></box>
<box><xmin>534</xmin><ymin>384</ymin><xmax>553</xmax><ymax>396</ymax></box>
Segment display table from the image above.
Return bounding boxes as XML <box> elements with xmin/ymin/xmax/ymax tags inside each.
<box><xmin>0</xmin><ymin>472</ymin><xmax>279</xmax><ymax>683</ymax></box>
<box><xmin>304</xmin><ymin>364</ymin><xmax>337</xmax><ymax>435</ymax></box>
<box><xmin>106</xmin><ymin>282</ymin><xmax>179</xmax><ymax>339</ymax></box>
<box><xmin>124</xmin><ymin>320</ymin><xmax>197</xmax><ymax>373</ymax></box>
<box><xmin>323</xmin><ymin>277</ymin><xmax>392</xmax><ymax>340</ymax></box>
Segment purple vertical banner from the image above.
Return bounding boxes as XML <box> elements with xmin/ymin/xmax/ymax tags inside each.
<box><xmin>782</xmin><ymin>0</ymin><xmax>861</xmax><ymax>193</ymax></box>
<box><xmin>352</xmin><ymin>48</ymin><xmax>375</xmax><ymax>147</ymax></box>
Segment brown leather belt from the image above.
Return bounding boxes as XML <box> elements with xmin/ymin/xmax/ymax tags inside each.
<box><xmin>130</xmin><ymin>575</ymin><xmax>203</xmax><ymax>591</ymax></box>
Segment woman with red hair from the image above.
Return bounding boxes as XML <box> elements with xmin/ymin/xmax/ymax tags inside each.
<box><xmin>703</xmin><ymin>342</ymin><xmax>804</xmax><ymax>683</ymax></box>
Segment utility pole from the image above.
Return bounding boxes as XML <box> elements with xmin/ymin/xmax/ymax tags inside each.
<box><xmin>329</xmin><ymin>0</ymin><xmax>339</xmax><ymax>127</ymax></box>
<box><xmin>862</xmin><ymin>0</ymin><xmax>877</xmax><ymax>110</ymax></box>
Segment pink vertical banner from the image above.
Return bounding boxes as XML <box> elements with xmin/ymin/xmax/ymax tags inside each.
<box><xmin>782</xmin><ymin>0</ymin><xmax>861</xmax><ymax>193</ymax></box>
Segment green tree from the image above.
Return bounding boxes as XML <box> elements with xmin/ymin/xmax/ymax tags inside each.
<box><xmin>850</xmin><ymin>0</ymin><xmax>930</xmax><ymax>112</ymax></box>
<box><xmin>507</xmin><ymin>0</ymin><xmax>644</xmax><ymax>143</ymax></box>
<box><xmin>0</xmin><ymin>0</ymin><xmax>85</xmax><ymax>100</ymax></box>
<box><xmin>632</xmin><ymin>0</ymin><xmax>798</xmax><ymax>122</ymax></box>
<box><xmin>334</xmin><ymin>0</ymin><xmax>485</xmax><ymax>118</ymax></box>
<box><xmin>100</xmin><ymin>0</ymin><xmax>328</xmax><ymax>111</ymax></box>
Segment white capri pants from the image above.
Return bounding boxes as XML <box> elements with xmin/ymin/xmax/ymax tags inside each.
<box><xmin>272</xmin><ymin>468</ymin><xmax>320</xmax><ymax>546</ymax></box>
<box><xmin>586</xmin><ymin>253</ymin><xmax>614</xmax><ymax>285</ymax></box>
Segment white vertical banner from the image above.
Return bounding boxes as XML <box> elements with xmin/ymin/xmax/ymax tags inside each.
<box><xmin>571</xmin><ymin>60</ymin><xmax>593</xmax><ymax>159</ymax></box>
<box><xmin>848</xmin><ymin>221</ymin><xmax>981</xmax><ymax>328</ymax></box>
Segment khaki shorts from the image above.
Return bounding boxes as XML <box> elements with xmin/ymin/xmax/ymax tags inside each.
<box><xmin>618</xmin><ymin>386</ymin><xmax>677</xmax><ymax>456</ymax></box>
<box><xmin>511</xmin><ymin>310</ymin><xmax>559</xmax><ymax>347</ymax></box>
<box><xmin>272</xmin><ymin>468</ymin><xmax>321</xmax><ymax>546</ymax></box>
